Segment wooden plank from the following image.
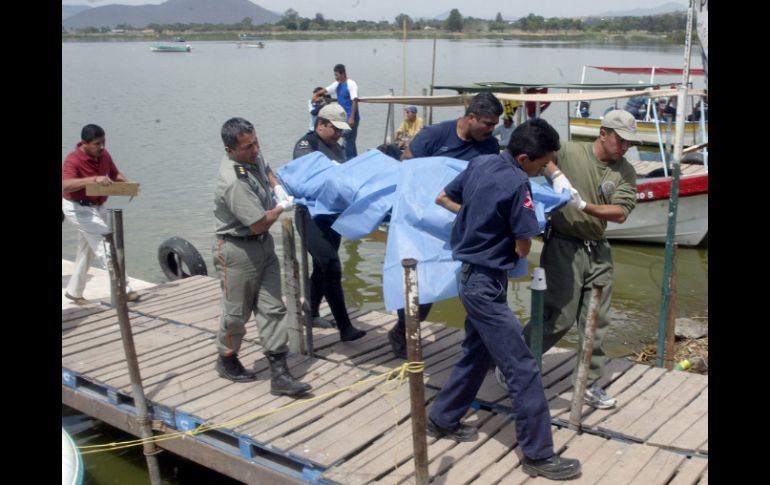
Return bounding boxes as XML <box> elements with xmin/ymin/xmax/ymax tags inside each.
<box><xmin>594</xmin><ymin>445</ymin><xmax>667</xmax><ymax>485</ymax></box>
<box><xmin>626</xmin><ymin>444</ymin><xmax>686</xmax><ymax>485</ymax></box>
<box><xmin>667</xmin><ymin>457</ymin><xmax>708</xmax><ymax>485</ymax></box>
<box><xmin>669</xmin><ymin>412</ymin><xmax>708</xmax><ymax>453</ymax></box>
<box><xmin>581</xmin><ymin>363</ymin><xmax>656</xmax><ymax>427</ymax></box>
<box><xmin>86</xmin><ymin>181</ymin><xmax>140</xmax><ymax>196</ymax></box>
<box><xmin>647</xmin><ymin>387</ymin><xmax>708</xmax><ymax>449</ymax></box>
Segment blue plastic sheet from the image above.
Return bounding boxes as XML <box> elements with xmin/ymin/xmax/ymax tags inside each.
<box><xmin>277</xmin><ymin>150</ymin><xmax>570</xmax><ymax>311</ymax></box>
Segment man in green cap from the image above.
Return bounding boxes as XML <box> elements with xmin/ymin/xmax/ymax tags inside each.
<box><xmin>525</xmin><ymin>109</ymin><xmax>638</xmax><ymax>410</ymax></box>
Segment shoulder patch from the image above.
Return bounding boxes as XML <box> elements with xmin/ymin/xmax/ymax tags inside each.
<box><xmin>233</xmin><ymin>164</ymin><xmax>248</xmax><ymax>179</ymax></box>
<box><xmin>523</xmin><ymin>190</ymin><xmax>534</xmax><ymax>210</ymax></box>
<box><xmin>297</xmin><ymin>140</ymin><xmax>310</xmax><ymax>149</ymax></box>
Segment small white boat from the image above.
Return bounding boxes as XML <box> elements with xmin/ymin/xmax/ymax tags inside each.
<box><xmin>62</xmin><ymin>427</ymin><xmax>84</xmax><ymax>485</ymax></box>
<box><xmin>150</xmin><ymin>42</ymin><xmax>191</xmax><ymax>53</ymax></box>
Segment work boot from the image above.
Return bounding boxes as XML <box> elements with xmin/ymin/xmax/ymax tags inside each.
<box><xmin>339</xmin><ymin>324</ymin><xmax>366</xmax><ymax>342</ymax></box>
<box><xmin>522</xmin><ymin>454</ymin><xmax>582</xmax><ymax>480</ymax></box>
<box><xmin>216</xmin><ymin>354</ymin><xmax>258</xmax><ymax>382</ymax></box>
<box><xmin>267</xmin><ymin>353</ymin><xmax>312</xmax><ymax>397</ymax></box>
<box><xmin>387</xmin><ymin>328</ymin><xmax>407</xmax><ymax>359</ymax></box>
<box><xmin>426</xmin><ymin>417</ymin><xmax>478</xmax><ymax>442</ymax></box>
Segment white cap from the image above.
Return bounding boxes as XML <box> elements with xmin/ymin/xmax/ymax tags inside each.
<box><xmin>318</xmin><ymin>103</ymin><xmax>351</xmax><ymax>130</ymax></box>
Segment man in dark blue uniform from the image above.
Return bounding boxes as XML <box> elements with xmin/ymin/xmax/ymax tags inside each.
<box><xmin>428</xmin><ymin>119</ymin><xmax>581</xmax><ymax>481</ymax></box>
<box><xmin>388</xmin><ymin>92</ymin><xmax>503</xmax><ymax>358</ymax></box>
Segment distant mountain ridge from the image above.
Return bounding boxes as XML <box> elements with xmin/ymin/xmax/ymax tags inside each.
<box><xmin>62</xmin><ymin>0</ymin><xmax>280</xmax><ymax>29</ymax></box>
<box><xmin>62</xmin><ymin>5</ymin><xmax>92</xmax><ymax>20</ymax></box>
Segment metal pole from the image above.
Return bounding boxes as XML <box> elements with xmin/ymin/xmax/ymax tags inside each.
<box><xmin>663</xmin><ymin>244</ymin><xmax>678</xmax><ymax>370</ymax></box>
<box><xmin>110</xmin><ymin>209</ymin><xmax>126</xmax><ymax>307</ymax></box>
<box><xmin>297</xmin><ymin>206</ymin><xmax>315</xmax><ymax>357</ymax></box>
<box><xmin>402</xmin><ymin>18</ymin><xmax>407</xmax><ymax>96</ymax></box>
<box><xmin>656</xmin><ymin>85</ymin><xmax>688</xmax><ymax>368</ymax></box>
<box><xmin>569</xmin><ymin>284</ymin><xmax>603</xmax><ymax>431</ymax></box>
<box><xmin>389</xmin><ymin>88</ymin><xmax>396</xmax><ymax>143</ymax></box>
<box><xmin>103</xmin><ymin>232</ymin><xmax>163</xmax><ymax>485</ymax></box>
<box><xmin>529</xmin><ymin>267</ymin><xmax>546</xmax><ymax>370</ymax></box>
<box><xmin>402</xmin><ymin>258</ymin><xmax>428</xmax><ymax>485</ymax></box>
<box><xmin>429</xmin><ymin>35</ymin><xmax>437</xmax><ymax>125</ymax></box>
<box><xmin>384</xmin><ymin>102</ymin><xmax>393</xmax><ymax>145</ymax></box>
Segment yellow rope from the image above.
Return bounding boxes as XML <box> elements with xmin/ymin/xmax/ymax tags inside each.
<box><xmin>78</xmin><ymin>361</ymin><xmax>425</xmax><ymax>455</ymax></box>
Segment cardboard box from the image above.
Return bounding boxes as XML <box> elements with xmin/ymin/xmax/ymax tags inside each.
<box><xmin>85</xmin><ymin>182</ymin><xmax>140</xmax><ymax>197</ymax></box>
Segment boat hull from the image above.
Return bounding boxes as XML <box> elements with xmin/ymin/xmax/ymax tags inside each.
<box><xmin>150</xmin><ymin>44</ymin><xmax>191</xmax><ymax>53</ymax></box>
<box><xmin>62</xmin><ymin>428</ymin><xmax>84</xmax><ymax>485</ymax></box>
<box><xmin>606</xmin><ymin>174</ymin><xmax>708</xmax><ymax>246</ymax></box>
<box><xmin>570</xmin><ymin>117</ymin><xmax>706</xmax><ymax>147</ymax></box>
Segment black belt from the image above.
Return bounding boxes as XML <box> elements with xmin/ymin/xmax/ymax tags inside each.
<box><xmin>74</xmin><ymin>199</ymin><xmax>102</xmax><ymax>207</ymax></box>
<box><xmin>217</xmin><ymin>233</ymin><xmax>267</xmax><ymax>242</ymax></box>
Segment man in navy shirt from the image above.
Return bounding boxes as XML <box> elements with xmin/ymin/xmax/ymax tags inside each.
<box><xmin>388</xmin><ymin>92</ymin><xmax>503</xmax><ymax>358</ymax></box>
<box><xmin>428</xmin><ymin>119</ymin><xmax>582</xmax><ymax>481</ymax></box>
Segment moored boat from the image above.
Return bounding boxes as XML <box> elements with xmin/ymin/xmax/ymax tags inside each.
<box><xmin>62</xmin><ymin>427</ymin><xmax>84</xmax><ymax>485</ymax></box>
<box><xmin>150</xmin><ymin>42</ymin><xmax>191</xmax><ymax>53</ymax></box>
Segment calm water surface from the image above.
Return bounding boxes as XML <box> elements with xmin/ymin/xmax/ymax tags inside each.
<box><xmin>61</xmin><ymin>38</ymin><xmax>707</xmax><ymax>483</ymax></box>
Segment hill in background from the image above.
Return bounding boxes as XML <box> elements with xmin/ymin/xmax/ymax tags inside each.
<box><xmin>62</xmin><ymin>0</ymin><xmax>280</xmax><ymax>29</ymax></box>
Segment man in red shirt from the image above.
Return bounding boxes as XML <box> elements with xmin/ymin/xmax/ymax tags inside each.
<box><xmin>62</xmin><ymin>124</ymin><xmax>140</xmax><ymax>304</ymax></box>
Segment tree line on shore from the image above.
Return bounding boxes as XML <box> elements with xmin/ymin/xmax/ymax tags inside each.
<box><xmin>64</xmin><ymin>8</ymin><xmax>690</xmax><ymax>41</ymax></box>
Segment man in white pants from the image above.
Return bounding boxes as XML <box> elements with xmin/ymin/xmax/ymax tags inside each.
<box><xmin>62</xmin><ymin>124</ymin><xmax>139</xmax><ymax>304</ymax></box>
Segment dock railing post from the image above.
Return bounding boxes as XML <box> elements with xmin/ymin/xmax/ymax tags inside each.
<box><xmin>569</xmin><ymin>283</ymin><xmax>604</xmax><ymax>432</ymax></box>
<box><xmin>663</xmin><ymin>243</ymin><xmax>678</xmax><ymax>370</ymax></box>
<box><xmin>529</xmin><ymin>267</ymin><xmax>547</xmax><ymax>370</ymax></box>
<box><xmin>107</xmin><ymin>209</ymin><xmax>126</xmax><ymax>307</ymax></box>
<box><xmin>104</xmin><ymin>232</ymin><xmax>163</xmax><ymax>485</ymax></box>
<box><xmin>297</xmin><ymin>205</ymin><xmax>315</xmax><ymax>357</ymax></box>
<box><xmin>402</xmin><ymin>258</ymin><xmax>429</xmax><ymax>485</ymax></box>
<box><xmin>282</xmin><ymin>218</ymin><xmax>305</xmax><ymax>354</ymax></box>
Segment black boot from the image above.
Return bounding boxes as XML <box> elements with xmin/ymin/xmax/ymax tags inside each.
<box><xmin>387</xmin><ymin>327</ymin><xmax>407</xmax><ymax>359</ymax></box>
<box><xmin>216</xmin><ymin>354</ymin><xmax>257</xmax><ymax>382</ymax></box>
<box><xmin>339</xmin><ymin>323</ymin><xmax>366</xmax><ymax>342</ymax></box>
<box><xmin>267</xmin><ymin>353</ymin><xmax>312</xmax><ymax>397</ymax></box>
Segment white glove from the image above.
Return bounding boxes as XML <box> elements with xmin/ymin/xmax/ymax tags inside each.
<box><xmin>277</xmin><ymin>196</ymin><xmax>295</xmax><ymax>212</ymax></box>
<box><xmin>550</xmin><ymin>170</ymin><xmax>574</xmax><ymax>195</ymax></box>
<box><xmin>273</xmin><ymin>184</ymin><xmax>291</xmax><ymax>203</ymax></box>
<box><xmin>568</xmin><ymin>187</ymin><xmax>587</xmax><ymax>211</ymax></box>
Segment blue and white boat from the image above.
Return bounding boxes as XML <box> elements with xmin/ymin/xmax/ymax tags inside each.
<box><xmin>62</xmin><ymin>427</ymin><xmax>84</xmax><ymax>485</ymax></box>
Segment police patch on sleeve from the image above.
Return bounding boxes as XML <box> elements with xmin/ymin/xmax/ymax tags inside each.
<box><xmin>233</xmin><ymin>165</ymin><xmax>248</xmax><ymax>179</ymax></box>
<box><xmin>523</xmin><ymin>190</ymin><xmax>534</xmax><ymax>210</ymax></box>
<box><xmin>297</xmin><ymin>140</ymin><xmax>310</xmax><ymax>149</ymax></box>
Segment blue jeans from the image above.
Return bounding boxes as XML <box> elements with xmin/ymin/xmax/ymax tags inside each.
<box><xmin>343</xmin><ymin>120</ymin><xmax>359</xmax><ymax>159</ymax></box>
<box><xmin>429</xmin><ymin>264</ymin><xmax>554</xmax><ymax>460</ymax></box>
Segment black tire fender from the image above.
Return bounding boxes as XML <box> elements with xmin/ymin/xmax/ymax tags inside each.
<box><xmin>157</xmin><ymin>237</ymin><xmax>207</xmax><ymax>281</ymax></box>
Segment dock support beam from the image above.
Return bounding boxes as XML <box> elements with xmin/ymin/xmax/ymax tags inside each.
<box><xmin>402</xmin><ymin>258</ymin><xmax>429</xmax><ymax>485</ymax></box>
<box><xmin>569</xmin><ymin>284</ymin><xmax>603</xmax><ymax>431</ymax></box>
<box><xmin>104</xmin><ymin>232</ymin><xmax>163</xmax><ymax>485</ymax></box>
<box><xmin>282</xmin><ymin>218</ymin><xmax>305</xmax><ymax>354</ymax></box>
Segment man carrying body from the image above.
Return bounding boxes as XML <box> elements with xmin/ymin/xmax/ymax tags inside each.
<box><xmin>292</xmin><ymin>103</ymin><xmax>367</xmax><ymax>341</ymax></box>
<box><xmin>524</xmin><ymin>109</ymin><xmax>638</xmax><ymax>409</ymax></box>
<box><xmin>429</xmin><ymin>119</ymin><xmax>581</xmax><ymax>481</ymax></box>
<box><xmin>388</xmin><ymin>91</ymin><xmax>503</xmax><ymax>358</ymax></box>
<box><xmin>62</xmin><ymin>124</ymin><xmax>140</xmax><ymax>304</ymax></box>
<box><xmin>314</xmin><ymin>64</ymin><xmax>360</xmax><ymax>160</ymax></box>
<box><xmin>212</xmin><ymin>117</ymin><xmax>311</xmax><ymax>397</ymax></box>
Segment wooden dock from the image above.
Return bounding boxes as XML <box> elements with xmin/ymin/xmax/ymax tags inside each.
<box><xmin>62</xmin><ymin>275</ymin><xmax>708</xmax><ymax>484</ymax></box>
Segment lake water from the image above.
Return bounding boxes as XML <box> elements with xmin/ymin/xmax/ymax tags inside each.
<box><xmin>61</xmin><ymin>38</ymin><xmax>707</xmax><ymax>483</ymax></box>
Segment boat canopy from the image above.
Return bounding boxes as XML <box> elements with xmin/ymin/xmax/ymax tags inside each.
<box><xmin>588</xmin><ymin>66</ymin><xmax>705</xmax><ymax>76</ymax></box>
<box><xmin>358</xmin><ymin>87</ymin><xmax>706</xmax><ymax>107</ymax></box>
<box><xmin>432</xmin><ymin>81</ymin><xmax>664</xmax><ymax>92</ymax></box>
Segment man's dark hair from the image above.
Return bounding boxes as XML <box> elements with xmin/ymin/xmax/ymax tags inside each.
<box><xmin>507</xmin><ymin>118</ymin><xmax>560</xmax><ymax>159</ymax></box>
<box><xmin>81</xmin><ymin>124</ymin><xmax>105</xmax><ymax>142</ymax></box>
<box><xmin>313</xmin><ymin>86</ymin><xmax>324</xmax><ymax>94</ymax></box>
<box><xmin>221</xmin><ymin>117</ymin><xmax>255</xmax><ymax>149</ymax></box>
<box><xmin>333</xmin><ymin>64</ymin><xmax>346</xmax><ymax>74</ymax></box>
<box><xmin>465</xmin><ymin>92</ymin><xmax>503</xmax><ymax>118</ymax></box>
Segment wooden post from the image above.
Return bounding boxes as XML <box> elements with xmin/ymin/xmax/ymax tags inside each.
<box><xmin>402</xmin><ymin>258</ymin><xmax>428</xmax><ymax>485</ymax></box>
<box><xmin>664</xmin><ymin>243</ymin><xmax>678</xmax><ymax>370</ymax></box>
<box><xmin>282</xmin><ymin>218</ymin><xmax>305</xmax><ymax>354</ymax></box>
<box><xmin>297</xmin><ymin>206</ymin><xmax>315</xmax><ymax>357</ymax></box>
<box><xmin>109</xmin><ymin>209</ymin><xmax>126</xmax><ymax>307</ymax></box>
<box><xmin>569</xmin><ymin>284</ymin><xmax>604</xmax><ymax>432</ymax></box>
<box><xmin>103</xmin><ymin>232</ymin><xmax>163</xmax><ymax>485</ymax></box>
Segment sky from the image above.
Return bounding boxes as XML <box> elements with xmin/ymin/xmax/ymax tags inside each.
<box><xmin>62</xmin><ymin>1</ymin><xmax>688</xmax><ymax>22</ymax></box>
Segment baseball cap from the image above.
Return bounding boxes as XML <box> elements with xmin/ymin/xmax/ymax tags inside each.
<box><xmin>405</xmin><ymin>105</ymin><xmax>418</xmax><ymax>113</ymax></box>
<box><xmin>318</xmin><ymin>103</ymin><xmax>351</xmax><ymax>130</ymax></box>
<box><xmin>601</xmin><ymin>109</ymin><xmax>640</xmax><ymax>142</ymax></box>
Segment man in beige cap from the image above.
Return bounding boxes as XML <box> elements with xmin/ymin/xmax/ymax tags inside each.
<box><xmin>290</xmin><ymin>103</ymin><xmax>367</xmax><ymax>341</ymax></box>
<box><xmin>523</xmin><ymin>109</ymin><xmax>638</xmax><ymax>410</ymax></box>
